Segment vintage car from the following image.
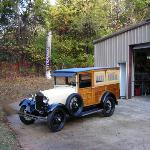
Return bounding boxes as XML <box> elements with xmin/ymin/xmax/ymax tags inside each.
<box><xmin>19</xmin><ymin>67</ymin><xmax>120</xmax><ymax>132</ymax></box>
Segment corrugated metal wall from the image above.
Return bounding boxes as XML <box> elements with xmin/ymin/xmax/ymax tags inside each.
<box><xmin>94</xmin><ymin>23</ymin><xmax>150</xmax><ymax>67</ymax></box>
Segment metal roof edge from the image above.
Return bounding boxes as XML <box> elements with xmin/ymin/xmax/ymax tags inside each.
<box><xmin>93</xmin><ymin>19</ymin><xmax>150</xmax><ymax>44</ymax></box>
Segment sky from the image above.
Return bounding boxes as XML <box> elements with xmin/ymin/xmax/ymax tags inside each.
<box><xmin>50</xmin><ymin>0</ymin><xmax>56</xmax><ymax>5</ymax></box>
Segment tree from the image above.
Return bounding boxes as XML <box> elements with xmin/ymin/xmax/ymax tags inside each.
<box><xmin>47</xmin><ymin>0</ymin><xmax>112</xmax><ymax>68</ymax></box>
<box><xmin>106</xmin><ymin>0</ymin><xmax>150</xmax><ymax>31</ymax></box>
<box><xmin>1</xmin><ymin>0</ymin><xmax>150</xmax><ymax>72</ymax></box>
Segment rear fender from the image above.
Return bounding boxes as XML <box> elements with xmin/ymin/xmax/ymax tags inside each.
<box><xmin>101</xmin><ymin>92</ymin><xmax>118</xmax><ymax>105</ymax></box>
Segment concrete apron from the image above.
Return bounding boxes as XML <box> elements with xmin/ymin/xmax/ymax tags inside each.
<box><xmin>6</xmin><ymin>97</ymin><xmax>150</xmax><ymax>150</ymax></box>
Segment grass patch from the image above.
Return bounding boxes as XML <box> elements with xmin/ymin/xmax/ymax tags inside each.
<box><xmin>0</xmin><ymin>123</ymin><xmax>17</xmax><ymax>150</ymax></box>
<box><xmin>0</xmin><ymin>107</ymin><xmax>17</xmax><ymax>150</ymax></box>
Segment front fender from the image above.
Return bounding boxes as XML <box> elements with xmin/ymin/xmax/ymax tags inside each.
<box><xmin>19</xmin><ymin>98</ymin><xmax>35</xmax><ymax>107</ymax></box>
<box><xmin>47</xmin><ymin>103</ymin><xmax>68</xmax><ymax>114</ymax></box>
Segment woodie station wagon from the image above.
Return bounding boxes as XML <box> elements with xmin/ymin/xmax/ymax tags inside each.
<box><xmin>19</xmin><ymin>67</ymin><xmax>120</xmax><ymax>132</ymax></box>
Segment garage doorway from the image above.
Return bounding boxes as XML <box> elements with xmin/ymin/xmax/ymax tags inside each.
<box><xmin>133</xmin><ymin>43</ymin><xmax>150</xmax><ymax>96</ymax></box>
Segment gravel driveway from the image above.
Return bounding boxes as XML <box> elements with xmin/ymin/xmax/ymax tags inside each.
<box><xmin>7</xmin><ymin>96</ymin><xmax>150</xmax><ymax>150</ymax></box>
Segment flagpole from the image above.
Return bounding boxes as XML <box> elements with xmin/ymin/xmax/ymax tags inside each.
<box><xmin>46</xmin><ymin>31</ymin><xmax>52</xmax><ymax>79</ymax></box>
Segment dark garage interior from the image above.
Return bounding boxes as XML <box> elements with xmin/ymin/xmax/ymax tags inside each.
<box><xmin>134</xmin><ymin>47</ymin><xmax>150</xmax><ymax>96</ymax></box>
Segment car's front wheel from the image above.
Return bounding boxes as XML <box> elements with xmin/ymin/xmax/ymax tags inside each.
<box><xmin>19</xmin><ymin>106</ymin><xmax>35</xmax><ymax>125</ymax></box>
<box><xmin>66</xmin><ymin>94</ymin><xmax>83</xmax><ymax>117</ymax></box>
<box><xmin>47</xmin><ymin>108</ymin><xmax>66</xmax><ymax>132</ymax></box>
<box><xmin>102</xmin><ymin>96</ymin><xmax>115</xmax><ymax>117</ymax></box>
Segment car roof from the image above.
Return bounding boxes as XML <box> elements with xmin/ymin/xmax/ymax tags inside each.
<box><xmin>54</xmin><ymin>67</ymin><xmax>109</xmax><ymax>73</ymax></box>
<box><xmin>52</xmin><ymin>67</ymin><xmax>118</xmax><ymax>77</ymax></box>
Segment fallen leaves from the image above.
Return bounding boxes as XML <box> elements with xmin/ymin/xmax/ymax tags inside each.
<box><xmin>0</xmin><ymin>77</ymin><xmax>53</xmax><ymax>105</ymax></box>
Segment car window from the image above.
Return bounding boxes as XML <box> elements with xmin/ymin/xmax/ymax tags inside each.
<box><xmin>94</xmin><ymin>71</ymin><xmax>105</xmax><ymax>86</ymax></box>
<box><xmin>106</xmin><ymin>70</ymin><xmax>119</xmax><ymax>82</ymax></box>
<box><xmin>55</xmin><ymin>76</ymin><xmax>76</xmax><ymax>86</ymax></box>
<box><xmin>55</xmin><ymin>77</ymin><xmax>66</xmax><ymax>85</ymax></box>
<box><xmin>79</xmin><ymin>73</ymin><xmax>91</xmax><ymax>88</ymax></box>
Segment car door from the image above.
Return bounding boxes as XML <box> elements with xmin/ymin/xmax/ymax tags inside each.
<box><xmin>93</xmin><ymin>70</ymin><xmax>106</xmax><ymax>104</ymax></box>
<box><xmin>78</xmin><ymin>72</ymin><xmax>93</xmax><ymax>106</ymax></box>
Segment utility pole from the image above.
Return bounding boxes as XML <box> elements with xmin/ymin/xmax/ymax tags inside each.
<box><xmin>46</xmin><ymin>31</ymin><xmax>52</xmax><ymax>79</ymax></box>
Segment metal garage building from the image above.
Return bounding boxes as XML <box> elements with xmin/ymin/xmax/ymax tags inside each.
<box><xmin>94</xmin><ymin>19</ymin><xmax>150</xmax><ymax>99</ymax></box>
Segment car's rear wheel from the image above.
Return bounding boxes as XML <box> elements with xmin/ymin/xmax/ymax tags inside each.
<box><xmin>102</xmin><ymin>96</ymin><xmax>115</xmax><ymax>117</ymax></box>
<box><xmin>19</xmin><ymin>106</ymin><xmax>35</xmax><ymax>125</ymax></box>
<box><xmin>47</xmin><ymin>108</ymin><xmax>66</xmax><ymax>132</ymax></box>
<box><xmin>66</xmin><ymin>94</ymin><xmax>83</xmax><ymax>117</ymax></box>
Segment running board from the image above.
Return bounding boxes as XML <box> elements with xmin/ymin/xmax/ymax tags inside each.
<box><xmin>18</xmin><ymin>112</ymin><xmax>47</xmax><ymax>121</ymax></box>
<box><xmin>81</xmin><ymin>108</ymin><xmax>103</xmax><ymax>117</ymax></box>
<box><xmin>18</xmin><ymin>108</ymin><xmax>103</xmax><ymax>120</ymax></box>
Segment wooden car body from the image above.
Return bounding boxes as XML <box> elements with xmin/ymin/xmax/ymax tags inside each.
<box><xmin>19</xmin><ymin>67</ymin><xmax>120</xmax><ymax>132</ymax></box>
<box><xmin>77</xmin><ymin>68</ymin><xmax>120</xmax><ymax>107</ymax></box>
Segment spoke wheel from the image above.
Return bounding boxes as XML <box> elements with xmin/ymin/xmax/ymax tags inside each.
<box><xmin>102</xmin><ymin>96</ymin><xmax>115</xmax><ymax>117</ymax></box>
<box><xmin>66</xmin><ymin>94</ymin><xmax>83</xmax><ymax>117</ymax></box>
<box><xmin>47</xmin><ymin>108</ymin><xmax>66</xmax><ymax>132</ymax></box>
<box><xmin>19</xmin><ymin>106</ymin><xmax>35</xmax><ymax>125</ymax></box>
<box><xmin>70</xmin><ymin>97</ymin><xmax>80</xmax><ymax>113</ymax></box>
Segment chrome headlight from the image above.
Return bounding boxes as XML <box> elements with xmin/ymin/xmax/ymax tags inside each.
<box><xmin>43</xmin><ymin>96</ymin><xmax>49</xmax><ymax>104</ymax></box>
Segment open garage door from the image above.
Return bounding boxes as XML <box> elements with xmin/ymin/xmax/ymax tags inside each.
<box><xmin>133</xmin><ymin>43</ymin><xmax>150</xmax><ymax>96</ymax></box>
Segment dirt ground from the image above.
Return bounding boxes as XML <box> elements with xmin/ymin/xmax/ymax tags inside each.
<box><xmin>0</xmin><ymin>77</ymin><xmax>53</xmax><ymax>150</ymax></box>
<box><xmin>7</xmin><ymin>96</ymin><xmax>150</xmax><ymax>150</ymax></box>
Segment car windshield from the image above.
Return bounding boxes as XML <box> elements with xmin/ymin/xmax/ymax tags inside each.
<box><xmin>54</xmin><ymin>76</ymin><xmax>76</xmax><ymax>86</ymax></box>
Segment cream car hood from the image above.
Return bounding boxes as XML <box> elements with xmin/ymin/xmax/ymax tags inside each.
<box><xmin>41</xmin><ymin>85</ymin><xmax>77</xmax><ymax>105</ymax></box>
